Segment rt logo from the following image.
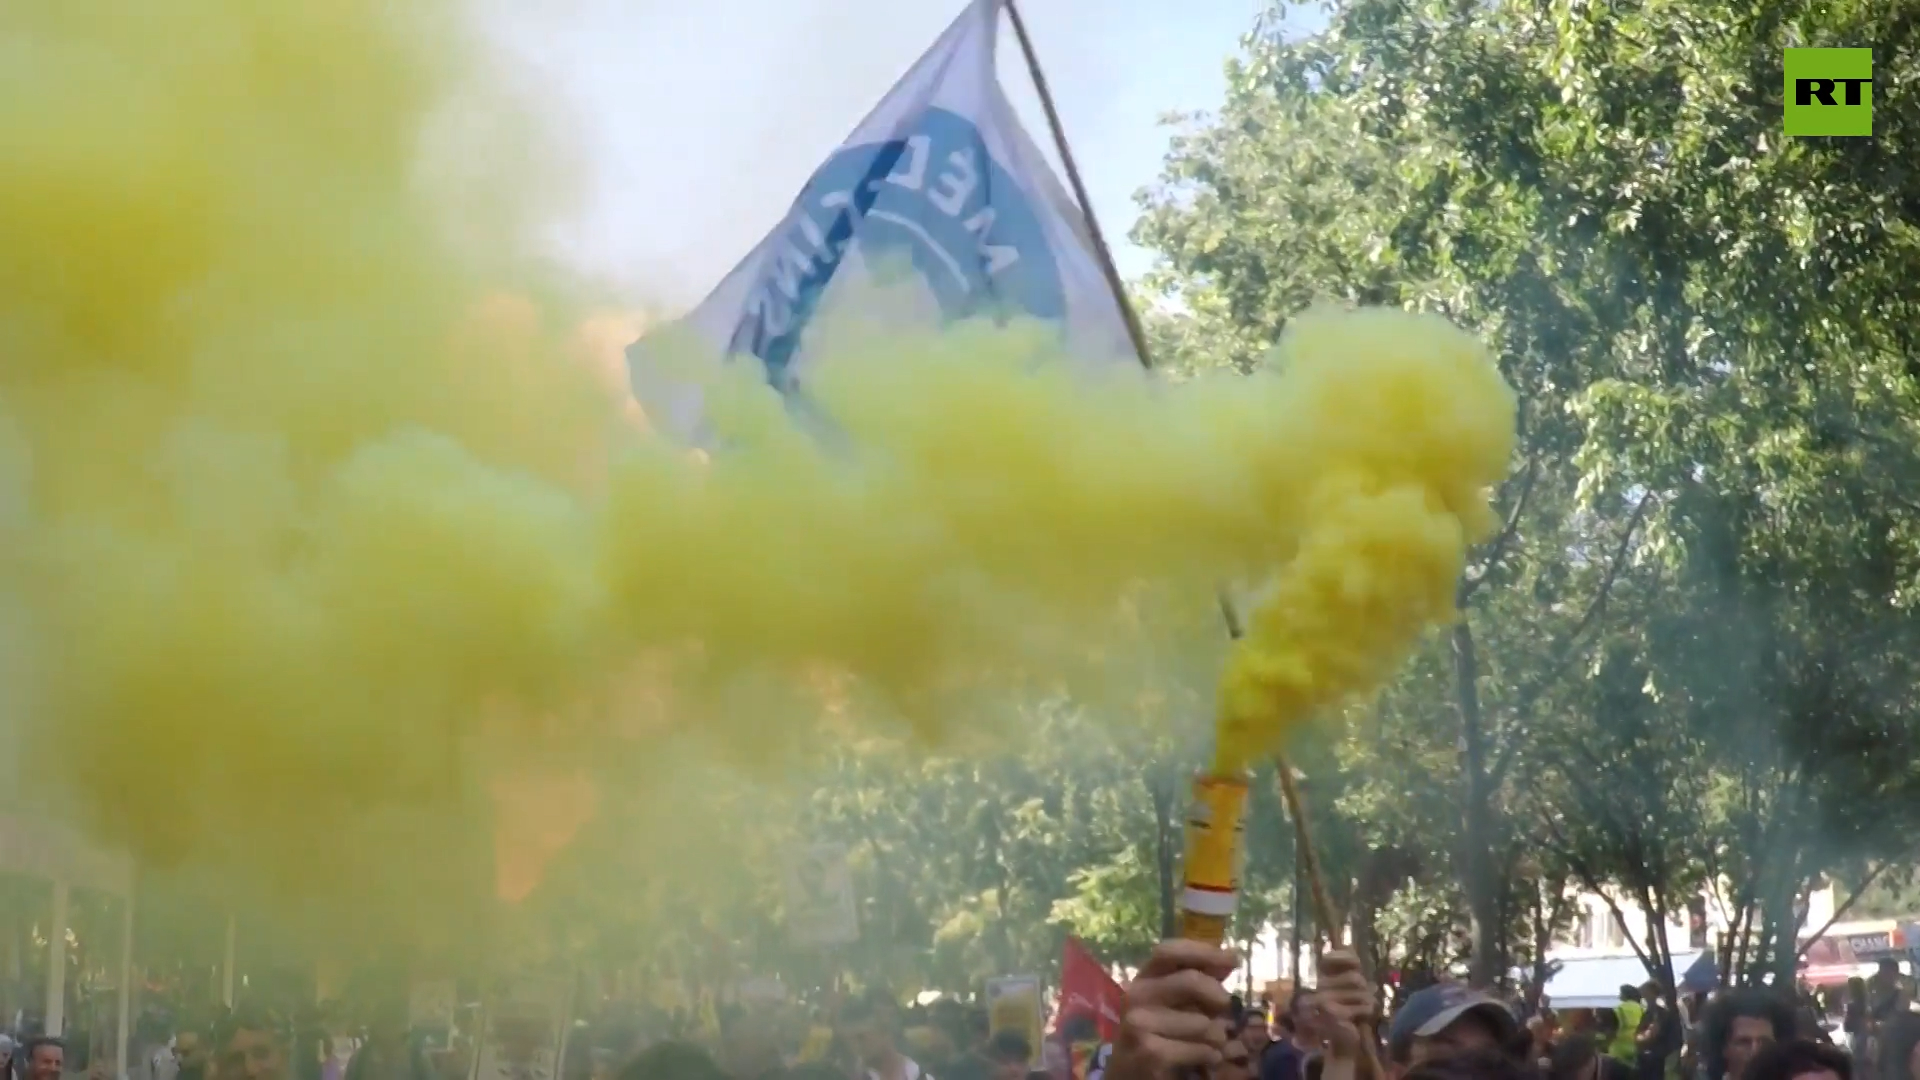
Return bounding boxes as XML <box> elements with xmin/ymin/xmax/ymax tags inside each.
<box><xmin>1784</xmin><ymin>48</ymin><xmax>1873</xmax><ymax>137</ymax></box>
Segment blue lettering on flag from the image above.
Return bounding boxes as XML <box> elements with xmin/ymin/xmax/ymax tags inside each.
<box><xmin>727</xmin><ymin>107</ymin><xmax>1066</xmax><ymax>387</ymax></box>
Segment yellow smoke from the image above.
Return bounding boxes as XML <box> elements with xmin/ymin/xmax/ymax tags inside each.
<box><xmin>0</xmin><ymin>0</ymin><xmax>1515</xmax><ymax>943</ymax></box>
<box><xmin>1211</xmin><ymin>313</ymin><xmax>1514</xmax><ymax>771</ymax></box>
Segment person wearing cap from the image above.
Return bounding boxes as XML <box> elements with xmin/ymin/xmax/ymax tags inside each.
<box><xmin>1384</xmin><ymin>985</ymin><xmax>1520</xmax><ymax>1076</ymax></box>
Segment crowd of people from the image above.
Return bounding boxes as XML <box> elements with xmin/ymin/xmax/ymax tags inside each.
<box><xmin>586</xmin><ymin>947</ymin><xmax>1920</xmax><ymax>1080</ymax></box>
<box><xmin>1102</xmin><ymin>944</ymin><xmax>1920</xmax><ymax>1080</ymax></box>
<box><xmin>51</xmin><ymin>945</ymin><xmax>1920</xmax><ymax>1080</ymax></box>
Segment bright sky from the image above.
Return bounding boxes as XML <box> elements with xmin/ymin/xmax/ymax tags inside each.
<box><xmin>489</xmin><ymin>0</ymin><xmax>1329</xmax><ymax>312</ymax></box>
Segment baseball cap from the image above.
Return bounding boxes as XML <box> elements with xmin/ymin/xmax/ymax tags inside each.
<box><xmin>1386</xmin><ymin>985</ymin><xmax>1517</xmax><ymax>1051</ymax></box>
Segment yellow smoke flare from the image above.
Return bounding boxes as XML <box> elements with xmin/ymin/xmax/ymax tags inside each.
<box><xmin>1211</xmin><ymin>311</ymin><xmax>1516</xmax><ymax>772</ymax></box>
<box><xmin>0</xmin><ymin>0</ymin><xmax>1516</xmax><ymax>944</ymax></box>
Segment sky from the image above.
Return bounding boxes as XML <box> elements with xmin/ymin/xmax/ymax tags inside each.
<box><xmin>487</xmin><ymin>0</ymin><xmax>1328</xmax><ymax>312</ymax></box>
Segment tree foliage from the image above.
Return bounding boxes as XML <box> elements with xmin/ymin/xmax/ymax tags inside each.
<box><xmin>1135</xmin><ymin>0</ymin><xmax>1920</xmax><ymax>986</ymax></box>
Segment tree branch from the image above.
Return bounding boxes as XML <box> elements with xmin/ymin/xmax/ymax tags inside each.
<box><xmin>1487</xmin><ymin>491</ymin><xmax>1655</xmax><ymax>788</ymax></box>
<box><xmin>1795</xmin><ymin>856</ymin><xmax>1916</xmax><ymax>961</ymax></box>
<box><xmin>1458</xmin><ymin>454</ymin><xmax>1539</xmax><ymax>607</ymax></box>
<box><xmin>1540</xmin><ymin>812</ymin><xmax>1660</xmax><ymax>978</ymax></box>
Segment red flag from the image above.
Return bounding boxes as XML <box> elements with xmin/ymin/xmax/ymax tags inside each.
<box><xmin>1055</xmin><ymin>938</ymin><xmax>1126</xmax><ymax>1041</ymax></box>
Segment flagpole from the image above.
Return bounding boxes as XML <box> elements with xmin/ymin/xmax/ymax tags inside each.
<box><xmin>1001</xmin><ymin>0</ymin><xmax>1154</xmax><ymax>369</ymax></box>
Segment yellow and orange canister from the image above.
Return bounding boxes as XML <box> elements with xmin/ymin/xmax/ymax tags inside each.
<box><xmin>1176</xmin><ymin>772</ymin><xmax>1249</xmax><ymax>945</ymax></box>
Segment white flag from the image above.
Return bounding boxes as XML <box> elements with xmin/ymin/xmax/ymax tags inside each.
<box><xmin>627</xmin><ymin>0</ymin><xmax>1136</xmax><ymax>440</ymax></box>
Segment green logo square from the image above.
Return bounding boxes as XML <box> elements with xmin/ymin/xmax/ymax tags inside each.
<box><xmin>1784</xmin><ymin>48</ymin><xmax>1873</xmax><ymax>136</ymax></box>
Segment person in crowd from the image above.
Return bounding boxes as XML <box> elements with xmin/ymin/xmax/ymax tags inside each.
<box><xmin>1056</xmin><ymin>1015</ymin><xmax>1104</xmax><ymax>1080</ymax></box>
<box><xmin>811</xmin><ymin>1012</ymin><xmax>861</xmax><ymax>1078</ymax></box>
<box><xmin>1794</xmin><ymin>1007</ymin><xmax>1831</xmax><ymax>1049</ymax></box>
<box><xmin>1083</xmin><ymin>1044</ymin><xmax>1115</xmax><ymax>1080</ymax></box>
<box><xmin>1615</xmin><ymin>990</ymin><xmax>1646</xmax><ymax>1064</ymax></box>
<box><xmin>941</xmin><ymin>1031</ymin><xmax>992</xmax><ymax>1080</ymax></box>
<box><xmin>716</xmin><ymin>1010</ymin><xmax>785</xmax><ymax>1080</ymax></box>
<box><xmin>1259</xmin><ymin>1009</ymin><xmax>1298</xmax><ymax>1080</ymax></box>
<box><xmin>1526</xmin><ymin>1013</ymin><xmax>1558</xmax><ymax>1072</ymax></box>
<box><xmin>177</xmin><ymin>1029</ymin><xmax>213</xmax><ymax>1080</ymax></box>
<box><xmin>1597</xmin><ymin>1014</ymin><xmax>1623</xmax><ymax>1064</ymax></box>
<box><xmin>1742</xmin><ymin>1041</ymin><xmax>1848</xmax><ymax>1080</ymax></box>
<box><xmin>1875</xmin><ymin>1014</ymin><xmax>1920</xmax><ymax>1080</ymax></box>
<box><xmin>1682</xmin><ymin>994</ymin><xmax>1713</xmax><ymax>1080</ymax></box>
<box><xmin>1701</xmin><ymin>990</ymin><xmax>1796</xmax><ymax>1080</ymax></box>
<box><xmin>212</xmin><ymin>1010</ymin><xmax>292</xmax><ymax>1080</ymax></box>
<box><xmin>20</xmin><ymin>1038</ymin><xmax>61</xmax><ymax>1080</ymax></box>
<box><xmin>986</xmin><ymin>1033</ymin><xmax>1032</xmax><ymax>1080</ymax></box>
<box><xmin>923</xmin><ymin>1004</ymin><xmax>968</xmax><ymax>1080</ymax></box>
<box><xmin>1550</xmin><ymin>1033</ymin><xmax>1633</xmax><ymax>1080</ymax></box>
<box><xmin>1401</xmin><ymin>1049</ymin><xmax>1536</xmax><ymax>1080</ymax></box>
<box><xmin>1241</xmin><ymin>1008</ymin><xmax>1273</xmax><ymax>1069</ymax></box>
<box><xmin>1215</xmin><ymin>1037</ymin><xmax>1253</xmax><ymax>1080</ymax></box>
<box><xmin>937</xmin><ymin>1011</ymin><xmax>995</xmax><ymax>1080</ymax></box>
<box><xmin>910</xmin><ymin>1023</ymin><xmax>957</xmax><ymax>1080</ymax></box>
<box><xmin>968</xmin><ymin>1013</ymin><xmax>993</xmax><ymax>1059</ymax></box>
<box><xmin>1281</xmin><ymin>960</ymin><xmax>1368</xmax><ymax>1080</ymax></box>
<box><xmin>1258</xmin><ymin>988</ymin><xmax>1321</xmax><ymax>1080</ymax></box>
<box><xmin>294</xmin><ymin>1007</ymin><xmax>330</xmax><ymax>1080</ymax></box>
<box><xmin>345</xmin><ymin>1015</ymin><xmax>424</xmax><ymax>1080</ymax></box>
<box><xmin>842</xmin><ymin>996</ymin><xmax>931</xmax><ymax>1080</ymax></box>
<box><xmin>1104</xmin><ymin>943</ymin><xmax>1369</xmax><ymax>1080</ymax></box>
<box><xmin>1871</xmin><ymin>964</ymin><xmax>1909</xmax><ymax>1050</ymax></box>
<box><xmin>1385</xmin><ymin>984</ymin><xmax>1522</xmax><ymax>1076</ymax></box>
<box><xmin>1636</xmin><ymin>984</ymin><xmax>1684</xmax><ymax>1080</ymax></box>
<box><xmin>618</xmin><ymin>1041</ymin><xmax>729</xmax><ymax>1080</ymax></box>
<box><xmin>1844</xmin><ymin>981</ymin><xmax>1869</xmax><ymax>1062</ymax></box>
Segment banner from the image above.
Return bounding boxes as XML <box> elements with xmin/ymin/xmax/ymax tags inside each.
<box><xmin>1054</xmin><ymin>938</ymin><xmax>1124</xmax><ymax>1041</ymax></box>
<box><xmin>783</xmin><ymin>842</ymin><xmax>860</xmax><ymax>946</ymax></box>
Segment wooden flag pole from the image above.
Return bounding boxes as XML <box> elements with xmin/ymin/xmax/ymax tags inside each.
<box><xmin>1001</xmin><ymin>0</ymin><xmax>1345</xmax><ymax>946</ymax></box>
<box><xmin>1002</xmin><ymin>0</ymin><xmax>1154</xmax><ymax>366</ymax></box>
<box><xmin>1274</xmin><ymin>760</ymin><xmax>1344</xmax><ymax>947</ymax></box>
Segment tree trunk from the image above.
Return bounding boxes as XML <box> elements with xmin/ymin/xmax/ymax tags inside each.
<box><xmin>987</xmin><ymin>809</ymin><xmax>1015</xmax><ymax>975</ymax></box>
<box><xmin>1645</xmin><ymin>886</ymin><xmax>1678</xmax><ymax>1001</ymax></box>
<box><xmin>1351</xmin><ymin>907</ymin><xmax>1382</xmax><ymax>985</ymax></box>
<box><xmin>1452</xmin><ymin>619</ymin><xmax>1503</xmax><ymax>986</ymax></box>
<box><xmin>1526</xmin><ymin>886</ymin><xmax>1553</xmax><ymax>1015</ymax></box>
<box><xmin>1760</xmin><ymin>868</ymin><xmax>1804</xmax><ymax>989</ymax></box>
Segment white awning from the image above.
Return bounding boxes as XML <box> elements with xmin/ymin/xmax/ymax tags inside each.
<box><xmin>1543</xmin><ymin>951</ymin><xmax>1703</xmax><ymax>1009</ymax></box>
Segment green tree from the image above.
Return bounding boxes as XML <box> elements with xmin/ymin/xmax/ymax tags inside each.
<box><xmin>1533</xmin><ymin>640</ymin><xmax>1712</xmax><ymax>999</ymax></box>
<box><xmin>1139</xmin><ymin>0</ymin><xmax>1920</xmax><ymax>985</ymax></box>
